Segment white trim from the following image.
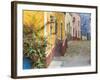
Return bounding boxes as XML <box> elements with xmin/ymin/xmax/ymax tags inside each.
<box><xmin>65</xmin><ymin>13</ymin><xmax>67</xmax><ymax>32</ymax></box>
<box><xmin>44</xmin><ymin>12</ymin><xmax>47</xmax><ymax>37</ymax></box>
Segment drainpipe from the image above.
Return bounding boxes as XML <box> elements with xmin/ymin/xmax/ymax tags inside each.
<box><xmin>61</xmin><ymin>20</ymin><xmax>63</xmax><ymax>40</ymax></box>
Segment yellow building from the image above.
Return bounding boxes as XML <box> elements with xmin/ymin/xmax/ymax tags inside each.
<box><xmin>23</xmin><ymin>11</ymin><xmax>66</xmax><ymax>67</ymax></box>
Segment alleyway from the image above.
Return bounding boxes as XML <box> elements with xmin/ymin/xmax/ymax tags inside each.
<box><xmin>48</xmin><ymin>40</ymin><xmax>91</xmax><ymax>68</ymax></box>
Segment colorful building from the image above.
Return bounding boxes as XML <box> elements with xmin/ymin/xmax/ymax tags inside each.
<box><xmin>23</xmin><ymin>11</ymin><xmax>91</xmax><ymax>69</ymax></box>
<box><xmin>80</xmin><ymin>13</ymin><xmax>91</xmax><ymax>40</ymax></box>
<box><xmin>23</xmin><ymin>11</ymin><xmax>67</xmax><ymax>68</ymax></box>
<box><xmin>71</xmin><ymin>13</ymin><xmax>81</xmax><ymax>40</ymax></box>
<box><xmin>44</xmin><ymin>12</ymin><xmax>67</xmax><ymax>66</ymax></box>
<box><xmin>65</xmin><ymin>13</ymin><xmax>73</xmax><ymax>40</ymax></box>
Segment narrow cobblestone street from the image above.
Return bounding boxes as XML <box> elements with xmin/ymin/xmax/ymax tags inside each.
<box><xmin>48</xmin><ymin>40</ymin><xmax>91</xmax><ymax>68</ymax></box>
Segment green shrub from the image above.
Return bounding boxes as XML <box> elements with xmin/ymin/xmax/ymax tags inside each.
<box><xmin>23</xmin><ymin>25</ymin><xmax>47</xmax><ymax>68</ymax></box>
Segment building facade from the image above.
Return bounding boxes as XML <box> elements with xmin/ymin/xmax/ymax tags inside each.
<box><xmin>71</xmin><ymin>13</ymin><xmax>81</xmax><ymax>40</ymax></box>
<box><xmin>23</xmin><ymin>11</ymin><xmax>67</xmax><ymax>68</ymax></box>
<box><xmin>80</xmin><ymin>13</ymin><xmax>91</xmax><ymax>40</ymax></box>
<box><xmin>65</xmin><ymin>13</ymin><xmax>73</xmax><ymax>40</ymax></box>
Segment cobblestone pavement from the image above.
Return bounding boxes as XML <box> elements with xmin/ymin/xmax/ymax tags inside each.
<box><xmin>48</xmin><ymin>40</ymin><xmax>91</xmax><ymax>68</ymax></box>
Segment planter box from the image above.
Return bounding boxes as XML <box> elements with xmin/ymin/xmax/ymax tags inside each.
<box><xmin>61</xmin><ymin>38</ymin><xmax>68</xmax><ymax>56</ymax></box>
<box><xmin>45</xmin><ymin>46</ymin><xmax>55</xmax><ymax>67</ymax></box>
<box><xmin>44</xmin><ymin>38</ymin><xmax>68</xmax><ymax>67</ymax></box>
<box><xmin>23</xmin><ymin>56</ymin><xmax>32</xmax><ymax>69</ymax></box>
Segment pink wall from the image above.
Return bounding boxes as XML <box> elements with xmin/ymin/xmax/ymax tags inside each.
<box><xmin>71</xmin><ymin>13</ymin><xmax>81</xmax><ymax>40</ymax></box>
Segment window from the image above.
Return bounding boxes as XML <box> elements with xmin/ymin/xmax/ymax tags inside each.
<box><xmin>50</xmin><ymin>16</ymin><xmax>54</xmax><ymax>22</ymax></box>
<box><xmin>50</xmin><ymin>16</ymin><xmax>53</xmax><ymax>35</ymax></box>
<box><xmin>73</xmin><ymin>17</ymin><xmax>75</xmax><ymax>23</ymax></box>
<box><xmin>50</xmin><ymin>15</ymin><xmax>56</xmax><ymax>35</ymax></box>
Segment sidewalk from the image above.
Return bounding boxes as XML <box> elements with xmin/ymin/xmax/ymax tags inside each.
<box><xmin>48</xmin><ymin>40</ymin><xmax>91</xmax><ymax>68</ymax></box>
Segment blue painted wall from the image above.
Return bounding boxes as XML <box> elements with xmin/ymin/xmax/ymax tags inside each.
<box><xmin>80</xmin><ymin>13</ymin><xmax>91</xmax><ymax>40</ymax></box>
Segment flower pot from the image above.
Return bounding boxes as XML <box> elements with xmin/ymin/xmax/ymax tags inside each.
<box><xmin>23</xmin><ymin>56</ymin><xmax>32</xmax><ymax>69</ymax></box>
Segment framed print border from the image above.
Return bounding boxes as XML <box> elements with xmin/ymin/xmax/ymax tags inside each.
<box><xmin>11</xmin><ymin>1</ymin><xmax>98</xmax><ymax>79</ymax></box>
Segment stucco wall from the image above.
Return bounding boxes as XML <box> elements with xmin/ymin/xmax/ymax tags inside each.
<box><xmin>65</xmin><ymin>13</ymin><xmax>73</xmax><ymax>40</ymax></box>
<box><xmin>23</xmin><ymin>11</ymin><xmax>44</xmax><ymax>37</ymax></box>
<box><xmin>23</xmin><ymin>11</ymin><xmax>66</xmax><ymax>56</ymax></box>
<box><xmin>80</xmin><ymin>13</ymin><xmax>91</xmax><ymax>40</ymax></box>
<box><xmin>71</xmin><ymin>13</ymin><xmax>81</xmax><ymax>39</ymax></box>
